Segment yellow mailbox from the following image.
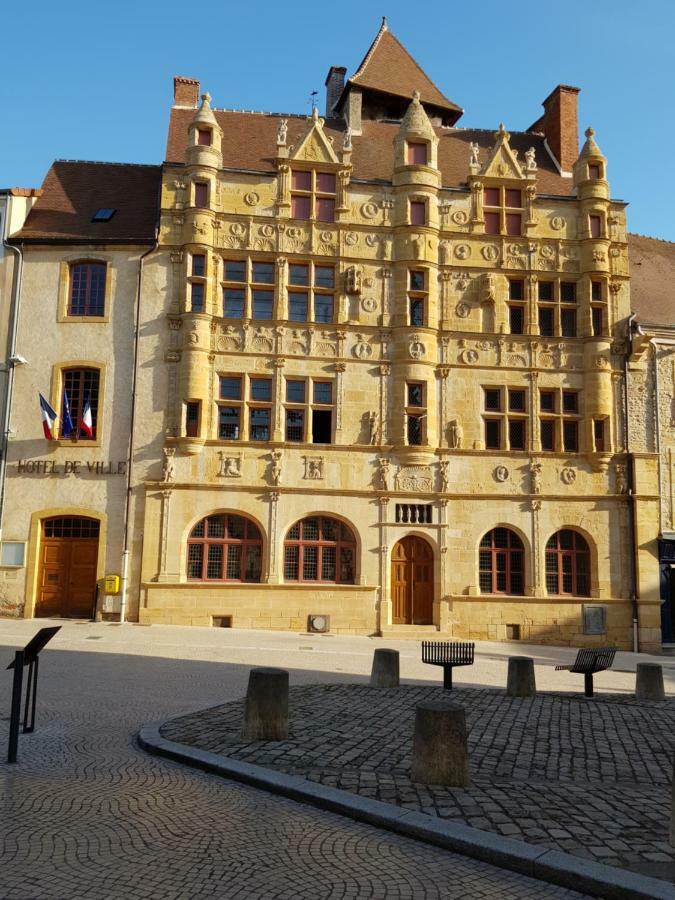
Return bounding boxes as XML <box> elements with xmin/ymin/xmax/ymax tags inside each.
<box><xmin>103</xmin><ymin>574</ymin><xmax>121</xmax><ymax>595</ymax></box>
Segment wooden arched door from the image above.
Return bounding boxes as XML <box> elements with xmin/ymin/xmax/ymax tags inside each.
<box><xmin>391</xmin><ymin>536</ymin><xmax>434</xmax><ymax>625</ymax></box>
<box><xmin>36</xmin><ymin>517</ymin><xmax>100</xmax><ymax>618</ymax></box>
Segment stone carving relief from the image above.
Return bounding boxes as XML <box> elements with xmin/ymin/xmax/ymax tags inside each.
<box><xmin>244</xmin><ymin>191</ymin><xmax>260</xmax><ymax>207</ymax></box>
<box><xmin>481</xmin><ymin>244</ymin><xmax>499</xmax><ymax>262</ymax></box>
<box><xmin>218</xmin><ymin>452</ymin><xmax>242</xmax><ymax>478</ymax></box>
<box><xmin>361</xmin><ymin>296</ymin><xmax>377</xmax><ymax>313</ymax></box>
<box><xmin>459</xmin><ymin>348</ymin><xmax>479</xmax><ymax>365</ymax></box>
<box><xmin>550</xmin><ymin>215</ymin><xmax>565</xmax><ymax>231</ymax></box>
<box><xmin>454</xmin><ymin>243</ymin><xmax>471</xmax><ymax>260</ymax></box>
<box><xmin>345</xmin><ymin>266</ymin><xmax>362</xmax><ymax>294</ymax></box>
<box><xmin>480</xmin><ymin>272</ymin><xmax>496</xmax><ymax>303</ymax></box>
<box><xmin>408</xmin><ymin>336</ymin><xmax>426</xmax><ymax>360</ymax></box>
<box><xmin>369</xmin><ymin>411</ymin><xmax>381</xmax><ymax>445</ymax></box>
<box><xmin>395</xmin><ymin>465</ymin><xmax>433</xmax><ymax>493</ymax></box>
<box><xmin>353</xmin><ymin>334</ymin><xmax>373</xmax><ymax>359</ymax></box>
<box><xmin>377</xmin><ymin>457</ymin><xmax>390</xmax><ymax>491</ymax></box>
<box><xmin>452</xmin><ymin>209</ymin><xmax>469</xmax><ymax>226</ymax></box>
<box><xmin>361</xmin><ymin>201</ymin><xmax>378</xmax><ymax>220</ymax></box>
<box><xmin>494</xmin><ymin>465</ymin><xmax>509</xmax><ymax>482</ymax></box>
<box><xmin>345</xmin><ymin>231</ymin><xmax>359</xmax><ymax>246</ymax></box>
<box><xmin>162</xmin><ymin>447</ymin><xmax>175</xmax><ymax>483</ymax></box>
<box><xmin>455</xmin><ymin>302</ymin><xmax>471</xmax><ymax>318</ymax></box>
<box><xmin>454</xmin><ymin>272</ymin><xmax>471</xmax><ymax>292</ymax></box>
<box><xmin>303</xmin><ymin>456</ymin><xmax>324</xmax><ymax>480</ymax></box>
<box><xmin>448</xmin><ymin>420</ymin><xmax>463</xmax><ymax>449</ymax></box>
<box><xmin>270</xmin><ymin>450</ymin><xmax>283</xmax><ymax>486</ymax></box>
<box><xmin>615</xmin><ymin>462</ymin><xmax>628</xmax><ymax>495</ymax></box>
<box><xmin>439</xmin><ymin>461</ymin><xmax>450</xmax><ymax>493</ymax></box>
<box><xmin>560</xmin><ymin>467</ymin><xmax>576</xmax><ymax>485</ymax></box>
<box><xmin>251</xmin><ymin>328</ymin><xmax>274</xmax><ymax>353</ymax></box>
<box><xmin>530</xmin><ymin>461</ymin><xmax>542</xmax><ymax>494</ymax></box>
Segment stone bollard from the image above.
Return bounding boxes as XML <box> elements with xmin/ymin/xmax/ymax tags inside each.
<box><xmin>636</xmin><ymin>663</ymin><xmax>665</xmax><ymax>701</ymax></box>
<box><xmin>411</xmin><ymin>700</ymin><xmax>469</xmax><ymax>787</ymax></box>
<box><xmin>506</xmin><ymin>656</ymin><xmax>537</xmax><ymax>698</ymax></box>
<box><xmin>370</xmin><ymin>648</ymin><xmax>400</xmax><ymax>688</ymax></box>
<box><xmin>671</xmin><ymin>756</ymin><xmax>675</xmax><ymax>849</ymax></box>
<box><xmin>241</xmin><ymin>667</ymin><xmax>289</xmax><ymax>741</ymax></box>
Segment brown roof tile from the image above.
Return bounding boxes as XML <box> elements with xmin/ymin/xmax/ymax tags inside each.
<box><xmin>628</xmin><ymin>234</ymin><xmax>675</xmax><ymax>327</ymax></box>
<box><xmin>348</xmin><ymin>23</ymin><xmax>461</xmax><ymax>117</ymax></box>
<box><xmin>166</xmin><ymin>109</ymin><xmax>575</xmax><ymax>196</ymax></box>
<box><xmin>10</xmin><ymin>161</ymin><xmax>161</xmax><ymax>243</ymax></box>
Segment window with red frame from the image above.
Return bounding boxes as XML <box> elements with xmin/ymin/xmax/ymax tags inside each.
<box><xmin>545</xmin><ymin>529</ymin><xmax>590</xmax><ymax>596</ymax></box>
<box><xmin>291</xmin><ymin>170</ymin><xmax>336</xmax><ymax>222</ymax></box>
<box><xmin>479</xmin><ymin>528</ymin><xmax>524</xmax><ymax>595</ymax></box>
<box><xmin>187</xmin><ymin>514</ymin><xmax>262</xmax><ymax>582</ymax></box>
<box><xmin>61</xmin><ymin>368</ymin><xmax>100</xmax><ymax>440</ymax></box>
<box><xmin>69</xmin><ymin>262</ymin><xmax>106</xmax><ymax>316</ymax></box>
<box><xmin>283</xmin><ymin>516</ymin><xmax>355</xmax><ymax>583</ymax></box>
<box><xmin>484</xmin><ymin>186</ymin><xmax>522</xmax><ymax>236</ymax></box>
<box><xmin>197</xmin><ymin>129</ymin><xmax>212</xmax><ymax>146</ymax></box>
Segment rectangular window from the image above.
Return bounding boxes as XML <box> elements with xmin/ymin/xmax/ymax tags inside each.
<box><xmin>589</xmin><ymin>215</ymin><xmax>602</xmax><ymax>239</ymax></box>
<box><xmin>485</xmin><ymin>419</ymin><xmax>501</xmax><ymax>449</ymax></box>
<box><xmin>410</xmin><ymin>201</ymin><xmax>426</xmax><ymax>225</ymax></box>
<box><xmin>560</xmin><ymin>282</ymin><xmax>576</xmax><ymax>303</ymax></box>
<box><xmin>194</xmin><ymin>182</ymin><xmax>208</xmax><ymax>208</ymax></box>
<box><xmin>484</xmin><ymin>388</ymin><xmax>501</xmax><ymax>412</ymax></box>
<box><xmin>312</xmin><ymin>409</ymin><xmax>332</xmax><ymax>443</ymax></box>
<box><xmin>186</xmin><ymin>401</ymin><xmax>200</xmax><ymax>438</ymax></box>
<box><xmin>224</xmin><ymin>260</ymin><xmax>246</xmax><ymax>282</ymax></box>
<box><xmin>540</xmin><ymin>391</ymin><xmax>555</xmax><ymax>413</ymax></box>
<box><xmin>289</xmin><ymin>292</ymin><xmax>308</xmax><ymax>322</ymax></box>
<box><xmin>562</xmin><ymin>391</ymin><xmax>578</xmax><ymax>414</ymax></box>
<box><xmin>250</xmin><ymin>378</ymin><xmax>272</xmax><ymax>402</ymax></box>
<box><xmin>505</xmin><ymin>189</ymin><xmax>521</xmax><ymax>208</ymax></box>
<box><xmin>508</xmin><ymin>305</ymin><xmax>525</xmax><ymax>334</ymax></box>
<box><xmin>291</xmin><ymin>195</ymin><xmax>311</xmax><ymax>219</ymax></box>
<box><xmin>314</xmin><ymin>295</ymin><xmax>333</xmax><ymax>323</ymax></box>
<box><xmin>560</xmin><ymin>308</ymin><xmax>577</xmax><ymax>338</ymax></box>
<box><xmin>509</xmin><ymin>279</ymin><xmax>524</xmax><ymax>301</ymax></box>
<box><xmin>409</xmin><ymin>298</ymin><xmax>425</xmax><ymax>327</ymax></box>
<box><xmin>313</xmin><ymin>382</ymin><xmax>332</xmax><ymax>405</ymax></box>
<box><xmin>538</xmin><ymin>282</ymin><xmax>554</xmax><ymax>302</ymax></box>
<box><xmin>291</xmin><ymin>170</ymin><xmax>336</xmax><ymax>223</ymax></box>
<box><xmin>197</xmin><ymin>129</ymin><xmax>211</xmax><ymax>146</ymax></box>
<box><xmin>252</xmin><ymin>290</ymin><xmax>273</xmax><ymax>320</ymax></box>
<box><xmin>192</xmin><ymin>254</ymin><xmax>206</xmax><ymax>277</ymax></box>
<box><xmin>563</xmin><ymin>420</ymin><xmax>578</xmax><ymax>452</ymax></box>
<box><xmin>290</xmin><ymin>264</ymin><xmax>309</xmax><ymax>286</ymax></box>
<box><xmin>508</xmin><ymin>419</ymin><xmax>526</xmax><ymax>450</ymax></box>
<box><xmin>62</xmin><ymin>368</ymin><xmax>100</xmax><ymax>440</ymax></box>
<box><xmin>285</xmin><ymin>409</ymin><xmax>304</xmax><ymax>442</ymax></box>
<box><xmin>219</xmin><ymin>376</ymin><xmax>242</xmax><ymax>400</ymax></box>
<box><xmin>249</xmin><ymin>407</ymin><xmax>270</xmax><ymax>441</ymax></box>
<box><xmin>286</xmin><ymin>380</ymin><xmax>306</xmax><ymax>403</ymax></box>
<box><xmin>190</xmin><ymin>283</ymin><xmax>204</xmax><ymax>313</ymax></box>
<box><xmin>69</xmin><ymin>263</ymin><xmax>106</xmax><ymax>317</ymax></box>
<box><xmin>218</xmin><ymin>406</ymin><xmax>241</xmax><ymax>440</ymax></box>
<box><xmin>0</xmin><ymin>542</ymin><xmax>25</xmax><ymax>567</ymax></box>
<box><xmin>540</xmin><ymin>419</ymin><xmax>555</xmax><ymax>451</ymax></box>
<box><xmin>484</xmin><ymin>211</ymin><xmax>500</xmax><ymax>234</ymax></box>
<box><xmin>591</xmin><ymin>281</ymin><xmax>602</xmax><ymax>302</ymax></box>
<box><xmin>284</xmin><ymin>377</ymin><xmax>335</xmax><ymax>444</ymax></box>
<box><xmin>252</xmin><ymin>262</ymin><xmax>274</xmax><ymax>284</ymax></box>
<box><xmin>292</xmin><ymin>171</ymin><xmax>312</xmax><ymax>191</ymax></box>
<box><xmin>484</xmin><ymin>187</ymin><xmax>500</xmax><ymax>207</ymax></box>
<box><xmin>316</xmin><ymin>197</ymin><xmax>335</xmax><ymax>222</ymax></box>
<box><xmin>316</xmin><ymin>173</ymin><xmax>336</xmax><ymax>193</ymax></box>
<box><xmin>407</xmin><ymin>414</ymin><xmax>423</xmax><ymax>445</ymax></box>
<box><xmin>288</xmin><ymin>263</ymin><xmax>334</xmax><ymax>324</ymax></box>
<box><xmin>508</xmin><ymin>389</ymin><xmax>526</xmax><ymax>412</ymax></box>
<box><xmin>589</xmin><ymin>164</ymin><xmax>601</xmax><ymax>180</ymax></box>
<box><xmin>538</xmin><ymin>307</ymin><xmax>554</xmax><ymax>337</ymax></box>
<box><xmin>484</xmin><ymin>386</ymin><xmax>528</xmax><ymax>451</ymax></box>
<box><xmin>224</xmin><ymin>288</ymin><xmax>244</xmax><ymax>318</ymax></box>
<box><xmin>409</xmin><ymin>270</ymin><xmax>425</xmax><ymax>291</ymax></box>
<box><xmin>315</xmin><ymin>266</ymin><xmax>334</xmax><ymax>289</ymax></box>
<box><xmin>407</xmin><ymin>383</ymin><xmax>424</xmax><ymax>407</ymax></box>
<box><xmin>505</xmin><ymin>213</ymin><xmax>521</xmax><ymax>236</ymax></box>
<box><xmin>408</xmin><ymin>142</ymin><xmax>428</xmax><ymax>165</ymax></box>
<box><xmin>592</xmin><ymin>307</ymin><xmax>603</xmax><ymax>336</ymax></box>
<box><xmin>593</xmin><ymin>419</ymin><xmax>605</xmax><ymax>452</ymax></box>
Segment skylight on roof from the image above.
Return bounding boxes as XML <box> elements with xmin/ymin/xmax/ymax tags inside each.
<box><xmin>92</xmin><ymin>208</ymin><xmax>116</xmax><ymax>222</ymax></box>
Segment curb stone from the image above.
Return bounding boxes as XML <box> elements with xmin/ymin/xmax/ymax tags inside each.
<box><xmin>138</xmin><ymin>721</ymin><xmax>675</xmax><ymax>900</ymax></box>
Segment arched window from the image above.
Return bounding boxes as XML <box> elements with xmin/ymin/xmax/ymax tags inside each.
<box><xmin>545</xmin><ymin>530</ymin><xmax>590</xmax><ymax>596</ymax></box>
<box><xmin>284</xmin><ymin>516</ymin><xmax>355</xmax><ymax>583</ymax></box>
<box><xmin>69</xmin><ymin>262</ymin><xmax>106</xmax><ymax>316</ymax></box>
<box><xmin>479</xmin><ymin>528</ymin><xmax>524</xmax><ymax>595</ymax></box>
<box><xmin>187</xmin><ymin>514</ymin><xmax>262</xmax><ymax>582</ymax></box>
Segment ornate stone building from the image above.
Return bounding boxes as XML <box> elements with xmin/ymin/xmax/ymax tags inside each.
<box><xmin>2</xmin><ymin>21</ymin><xmax>670</xmax><ymax>651</ymax></box>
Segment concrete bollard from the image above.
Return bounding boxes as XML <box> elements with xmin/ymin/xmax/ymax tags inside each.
<box><xmin>410</xmin><ymin>700</ymin><xmax>469</xmax><ymax>787</ymax></box>
<box><xmin>506</xmin><ymin>656</ymin><xmax>537</xmax><ymax>698</ymax></box>
<box><xmin>241</xmin><ymin>667</ymin><xmax>289</xmax><ymax>741</ymax></box>
<box><xmin>370</xmin><ymin>648</ymin><xmax>400</xmax><ymax>688</ymax></box>
<box><xmin>636</xmin><ymin>663</ymin><xmax>665</xmax><ymax>701</ymax></box>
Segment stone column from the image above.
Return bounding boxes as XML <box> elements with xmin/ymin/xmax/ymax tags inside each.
<box><xmin>272</xmin><ymin>358</ymin><xmax>285</xmax><ymax>441</ymax></box>
<box><xmin>530</xmin><ymin>498</ymin><xmax>543</xmax><ymax>597</ymax></box>
<box><xmin>334</xmin><ymin>362</ymin><xmax>346</xmax><ymax>442</ymax></box>
<box><xmin>379</xmin><ymin>364</ymin><xmax>390</xmax><ymax>445</ymax></box>
<box><xmin>436</xmin><ymin>365</ymin><xmax>450</xmax><ymax>447</ymax></box>
<box><xmin>378</xmin><ymin>496</ymin><xmax>391</xmax><ymax>631</ymax></box>
<box><xmin>157</xmin><ymin>489</ymin><xmax>174</xmax><ymax>583</ymax></box>
<box><xmin>266</xmin><ymin>491</ymin><xmax>280</xmax><ymax>584</ymax></box>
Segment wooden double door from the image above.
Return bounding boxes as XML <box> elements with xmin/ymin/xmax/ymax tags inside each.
<box><xmin>36</xmin><ymin>517</ymin><xmax>99</xmax><ymax>618</ymax></box>
<box><xmin>391</xmin><ymin>536</ymin><xmax>434</xmax><ymax>625</ymax></box>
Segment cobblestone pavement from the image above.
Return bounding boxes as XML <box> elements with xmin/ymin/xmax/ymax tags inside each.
<box><xmin>0</xmin><ymin>631</ymin><xmax>587</xmax><ymax>899</ymax></box>
<box><xmin>163</xmin><ymin>683</ymin><xmax>675</xmax><ymax>878</ymax></box>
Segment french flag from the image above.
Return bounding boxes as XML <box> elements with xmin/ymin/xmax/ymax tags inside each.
<box><xmin>79</xmin><ymin>395</ymin><xmax>93</xmax><ymax>438</ymax></box>
<box><xmin>39</xmin><ymin>393</ymin><xmax>58</xmax><ymax>440</ymax></box>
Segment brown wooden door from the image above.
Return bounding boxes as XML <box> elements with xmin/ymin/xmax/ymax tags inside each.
<box><xmin>391</xmin><ymin>536</ymin><xmax>434</xmax><ymax>625</ymax></box>
<box><xmin>36</xmin><ymin>517</ymin><xmax>99</xmax><ymax>618</ymax></box>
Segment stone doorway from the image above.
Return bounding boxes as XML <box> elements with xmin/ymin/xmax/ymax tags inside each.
<box><xmin>36</xmin><ymin>516</ymin><xmax>100</xmax><ymax>618</ymax></box>
<box><xmin>391</xmin><ymin>536</ymin><xmax>434</xmax><ymax>625</ymax></box>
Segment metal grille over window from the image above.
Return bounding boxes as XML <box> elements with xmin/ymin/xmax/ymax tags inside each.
<box><xmin>187</xmin><ymin>514</ymin><xmax>262</xmax><ymax>582</ymax></box>
<box><xmin>283</xmin><ymin>516</ymin><xmax>355</xmax><ymax>583</ymax></box>
<box><xmin>43</xmin><ymin>517</ymin><xmax>100</xmax><ymax>539</ymax></box>
<box><xmin>479</xmin><ymin>528</ymin><xmax>524</xmax><ymax>595</ymax></box>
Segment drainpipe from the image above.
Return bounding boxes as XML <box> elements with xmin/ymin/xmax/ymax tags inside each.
<box><xmin>0</xmin><ymin>222</ymin><xmax>24</xmax><ymax>542</ymax></box>
<box><xmin>624</xmin><ymin>313</ymin><xmax>640</xmax><ymax>653</ymax></box>
<box><xmin>119</xmin><ymin>236</ymin><xmax>158</xmax><ymax>624</ymax></box>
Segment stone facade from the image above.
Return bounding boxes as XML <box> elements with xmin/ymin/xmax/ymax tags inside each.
<box><xmin>1</xmin><ymin>23</ymin><xmax>668</xmax><ymax>651</ymax></box>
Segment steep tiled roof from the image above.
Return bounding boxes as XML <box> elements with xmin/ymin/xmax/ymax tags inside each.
<box><xmin>348</xmin><ymin>22</ymin><xmax>461</xmax><ymax>118</ymax></box>
<box><xmin>628</xmin><ymin>234</ymin><xmax>675</xmax><ymax>327</ymax></box>
<box><xmin>165</xmin><ymin>109</ymin><xmax>575</xmax><ymax>196</ymax></box>
<box><xmin>10</xmin><ymin>161</ymin><xmax>161</xmax><ymax>243</ymax></box>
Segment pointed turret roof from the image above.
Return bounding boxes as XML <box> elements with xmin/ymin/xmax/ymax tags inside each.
<box><xmin>347</xmin><ymin>19</ymin><xmax>462</xmax><ymax>122</ymax></box>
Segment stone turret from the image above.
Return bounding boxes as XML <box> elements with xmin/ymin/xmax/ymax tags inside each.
<box><xmin>186</xmin><ymin>92</ymin><xmax>223</xmax><ymax>169</ymax></box>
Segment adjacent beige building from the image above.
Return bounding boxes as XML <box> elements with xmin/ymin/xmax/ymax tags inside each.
<box><xmin>2</xmin><ymin>22</ymin><xmax>672</xmax><ymax>652</ymax></box>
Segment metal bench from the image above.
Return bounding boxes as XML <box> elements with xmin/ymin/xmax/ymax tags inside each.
<box><xmin>421</xmin><ymin>641</ymin><xmax>475</xmax><ymax>690</ymax></box>
<box><xmin>554</xmin><ymin>647</ymin><xmax>617</xmax><ymax>697</ymax></box>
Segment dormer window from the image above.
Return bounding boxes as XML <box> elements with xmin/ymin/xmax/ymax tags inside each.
<box><xmin>484</xmin><ymin>186</ymin><xmax>522</xmax><ymax>236</ymax></box>
<box><xmin>407</xmin><ymin>142</ymin><xmax>427</xmax><ymax>165</ymax></box>
<box><xmin>197</xmin><ymin>129</ymin><xmax>212</xmax><ymax>146</ymax></box>
<box><xmin>291</xmin><ymin>171</ymin><xmax>336</xmax><ymax>222</ymax></box>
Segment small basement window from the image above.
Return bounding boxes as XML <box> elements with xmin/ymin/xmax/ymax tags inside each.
<box><xmin>92</xmin><ymin>208</ymin><xmax>116</xmax><ymax>222</ymax></box>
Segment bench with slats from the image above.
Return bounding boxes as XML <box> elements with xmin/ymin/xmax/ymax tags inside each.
<box><xmin>554</xmin><ymin>647</ymin><xmax>617</xmax><ymax>697</ymax></box>
<box><xmin>421</xmin><ymin>641</ymin><xmax>475</xmax><ymax>690</ymax></box>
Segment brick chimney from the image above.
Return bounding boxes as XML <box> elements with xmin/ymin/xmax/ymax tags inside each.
<box><xmin>325</xmin><ymin>66</ymin><xmax>347</xmax><ymax>118</ymax></box>
<box><xmin>528</xmin><ymin>85</ymin><xmax>580</xmax><ymax>174</ymax></box>
<box><xmin>173</xmin><ymin>76</ymin><xmax>201</xmax><ymax>108</ymax></box>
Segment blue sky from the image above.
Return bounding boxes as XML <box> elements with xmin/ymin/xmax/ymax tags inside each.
<box><xmin>2</xmin><ymin>1</ymin><xmax>673</xmax><ymax>240</ymax></box>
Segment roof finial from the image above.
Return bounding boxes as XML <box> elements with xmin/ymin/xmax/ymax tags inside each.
<box><xmin>381</xmin><ymin>16</ymin><xmax>388</xmax><ymax>30</ymax></box>
<box><xmin>413</xmin><ymin>90</ymin><xmax>421</xmax><ymax>101</ymax></box>
<box><xmin>201</xmin><ymin>92</ymin><xmax>212</xmax><ymax>109</ymax></box>
<box><xmin>585</xmin><ymin>126</ymin><xmax>595</xmax><ymax>139</ymax></box>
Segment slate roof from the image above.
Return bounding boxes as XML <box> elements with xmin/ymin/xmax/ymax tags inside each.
<box><xmin>10</xmin><ymin>160</ymin><xmax>161</xmax><ymax>243</ymax></box>
<box><xmin>628</xmin><ymin>234</ymin><xmax>675</xmax><ymax>328</ymax></box>
<box><xmin>165</xmin><ymin>109</ymin><xmax>575</xmax><ymax>196</ymax></box>
<box><xmin>346</xmin><ymin>21</ymin><xmax>462</xmax><ymax>120</ymax></box>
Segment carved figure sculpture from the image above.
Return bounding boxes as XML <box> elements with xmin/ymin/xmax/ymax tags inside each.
<box><xmin>530</xmin><ymin>461</ymin><xmax>543</xmax><ymax>494</ymax></box>
<box><xmin>277</xmin><ymin>119</ymin><xmax>288</xmax><ymax>145</ymax></box>
<box><xmin>615</xmin><ymin>463</ymin><xmax>628</xmax><ymax>495</ymax></box>
<box><xmin>343</xmin><ymin>127</ymin><xmax>352</xmax><ymax>151</ymax></box>
<box><xmin>369</xmin><ymin>410</ymin><xmax>381</xmax><ymax>445</ymax></box>
<box><xmin>525</xmin><ymin>147</ymin><xmax>537</xmax><ymax>171</ymax></box>
<box><xmin>439</xmin><ymin>460</ymin><xmax>450</xmax><ymax>493</ymax></box>
<box><xmin>469</xmin><ymin>142</ymin><xmax>480</xmax><ymax>167</ymax></box>
<box><xmin>162</xmin><ymin>447</ymin><xmax>175</xmax><ymax>482</ymax></box>
<box><xmin>224</xmin><ymin>457</ymin><xmax>240</xmax><ymax>477</ymax></box>
<box><xmin>377</xmin><ymin>457</ymin><xmax>390</xmax><ymax>491</ymax></box>
<box><xmin>448</xmin><ymin>420</ymin><xmax>463</xmax><ymax>449</ymax></box>
<box><xmin>271</xmin><ymin>450</ymin><xmax>283</xmax><ymax>486</ymax></box>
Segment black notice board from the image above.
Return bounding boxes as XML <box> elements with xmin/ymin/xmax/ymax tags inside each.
<box><xmin>6</xmin><ymin>626</ymin><xmax>62</xmax><ymax>668</ymax></box>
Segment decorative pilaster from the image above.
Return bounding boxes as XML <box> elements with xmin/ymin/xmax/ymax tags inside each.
<box><xmin>157</xmin><ymin>489</ymin><xmax>173</xmax><ymax>582</ymax></box>
<box><xmin>436</xmin><ymin>365</ymin><xmax>450</xmax><ymax>447</ymax></box>
<box><xmin>273</xmin><ymin>358</ymin><xmax>285</xmax><ymax>441</ymax></box>
<box><xmin>378</xmin><ymin>364</ymin><xmax>390</xmax><ymax>445</ymax></box>
<box><xmin>275</xmin><ymin>256</ymin><xmax>287</xmax><ymax>320</ymax></box>
<box><xmin>334</xmin><ymin>362</ymin><xmax>346</xmax><ymax>438</ymax></box>
<box><xmin>169</xmin><ymin>250</ymin><xmax>184</xmax><ymax>315</ymax></box>
<box><xmin>377</xmin><ymin>496</ymin><xmax>391</xmax><ymax>631</ymax></box>
<box><xmin>438</xmin><ymin>498</ymin><xmax>450</xmax><ymax>630</ymax></box>
<box><xmin>529</xmin><ymin>370</ymin><xmax>540</xmax><ymax>451</ymax></box>
<box><xmin>530</xmin><ymin>497</ymin><xmax>543</xmax><ymax>596</ymax></box>
<box><xmin>267</xmin><ymin>491</ymin><xmax>280</xmax><ymax>583</ymax></box>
